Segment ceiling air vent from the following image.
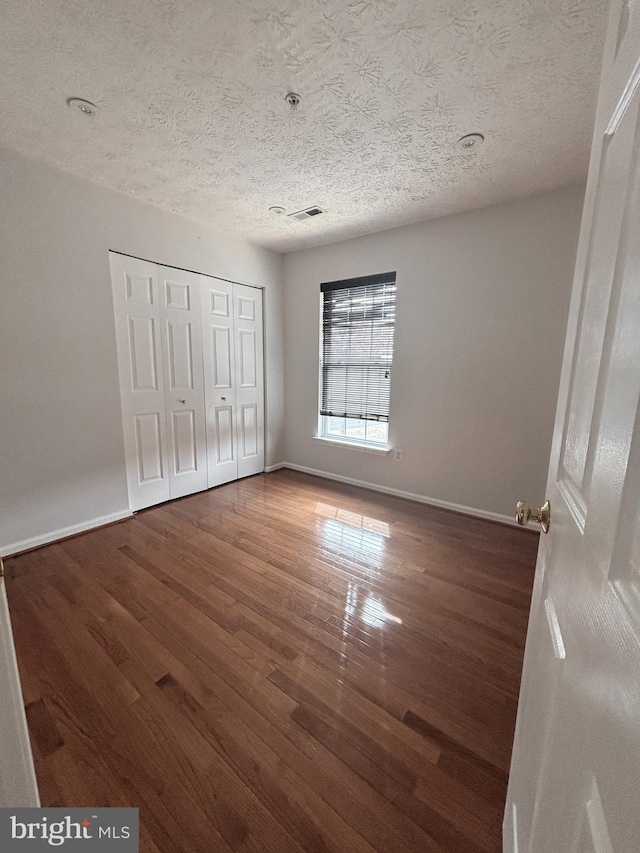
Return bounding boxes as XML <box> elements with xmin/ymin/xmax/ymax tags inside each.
<box><xmin>288</xmin><ymin>206</ymin><xmax>326</xmax><ymax>221</ymax></box>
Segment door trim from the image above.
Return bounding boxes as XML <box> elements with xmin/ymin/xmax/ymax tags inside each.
<box><xmin>108</xmin><ymin>250</ymin><xmax>264</xmax><ymax>291</ymax></box>
<box><xmin>0</xmin><ymin>580</ymin><xmax>40</xmax><ymax>806</ymax></box>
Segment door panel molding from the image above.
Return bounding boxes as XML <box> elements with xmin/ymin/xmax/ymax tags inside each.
<box><xmin>134</xmin><ymin>412</ymin><xmax>165</xmax><ymax>484</ymax></box>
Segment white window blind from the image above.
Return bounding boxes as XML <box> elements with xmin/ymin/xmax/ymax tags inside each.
<box><xmin>320</xmin><ymin>272</ymin><xmax>397</xmax><ymax>423</ymax></box>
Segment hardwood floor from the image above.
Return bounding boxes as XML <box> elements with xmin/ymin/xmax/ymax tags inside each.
<box><xmin>5</xmin><ymin>470</ymin><xmax>538</xmax><ymax>853</ymax></box>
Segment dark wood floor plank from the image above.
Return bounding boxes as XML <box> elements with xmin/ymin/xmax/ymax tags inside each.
<box><xmin>155</xmin><ymin>673</ymin><xmax>377</xmax><ymax>853</ymax></box>
<box><xmin>100</xmin><ymin>567</ymin><xmax>433</xmax><ymax>853</ymax></box>
<box><xmin>269</xmin><ymin>666</ymin><xmax>440</xmax><ymax>772</ymax></box>
<box><xmin>24</xmin><ymin>698</ymin><xmax>65</xmax><ymax>759</ymax></box>
<box><xmin>6</xmin><ymin>469</ymin><xmax>536</xmax><ymax>853</ymax></box>
<box><xmin>163</xmin><ymin>496</ymin><xmax>528</xmax><ymax>686</ymax></box>
<box><xmin>268</xmin><ymin>656</ymin><xmax>504</xmax><ymax>849</ymax></box>
<box><xmin>8</xmin><ymin>595</ymin><xmax>218</xmax><ymax>853</ymax></box>
<box><xmin>403</xmin><ymin>708</ymin><xmax>509</xmax><ymax>800</ymax></box>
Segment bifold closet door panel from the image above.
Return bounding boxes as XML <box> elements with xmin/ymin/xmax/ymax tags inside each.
<box><xmin>201</xmin><ymin>279</ymin><xmax>264</xmax><ymax>487</ymax></box>
<box><xmin>201</xmin><ymin>278</ymin><xmax>238</xmax><ymax>487</ymax></box>
<box><xmin>234</xmin><ymin>283</ymin><xmax>264</xmax><ymax>479</ymax></box>
<box><xmin>157</xmin><ymin>266</ymin><xmax>208</xmax><ymax>499</ymax></box>
<box><xmin>109</xmin><ymin>253</ymin><xmax>171</xmax><ymax>510</ymax></box>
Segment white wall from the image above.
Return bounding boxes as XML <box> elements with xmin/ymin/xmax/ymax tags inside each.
<box><xmin>282</xmin><ymin>185</ymin><xmax>584</xmax><ymax>520</ymax></box>
<box><xmin>0</xmin><ymin>146</ymin><xmax>283</xmax><ymax>554</ymax></box>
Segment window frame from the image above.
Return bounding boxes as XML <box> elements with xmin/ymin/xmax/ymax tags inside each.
<box><xmin>316</xmin><ymin>272</ymin><xmax>396</xmax><ymax>452</ymax></box>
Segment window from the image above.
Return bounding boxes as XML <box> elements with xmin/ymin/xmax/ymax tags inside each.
<box><xmin>319</xmin><ymin>271</ymin><xmax>397</xmax><ymax>448</ymax></box>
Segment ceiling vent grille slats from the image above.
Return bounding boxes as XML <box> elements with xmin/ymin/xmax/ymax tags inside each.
<box><xmin>288</xmin><ymin>206</ymin><xmax>326</xmax><ymax>221</ymax></box>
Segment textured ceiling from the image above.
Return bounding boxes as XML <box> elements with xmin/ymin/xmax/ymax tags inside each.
<box><xmin>0</xmin><ymin>0</ymin><xmax>607</xmax><ymax>251</ymax></box>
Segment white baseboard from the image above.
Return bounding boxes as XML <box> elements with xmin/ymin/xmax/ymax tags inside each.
<box><xmin>264</xmin><ymin>463</ymin><xmax>287</xmax><ymax>473</ymax></box>
<box><xmin>2</xmin><ymin>471</ymin><xmax>523</xmax><ymax>557</ymax></box>
<box><xmin>1</xmin><ymin>509</ymin><xmax>134</xmax><ymax>557</ymax></box>
<box><xmin>270</xmin><ymin>463</ymin><xmax>523</xmax><ymax>528</ymax></box>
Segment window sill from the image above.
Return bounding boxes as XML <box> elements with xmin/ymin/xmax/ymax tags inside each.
<box><xmin>313</xmin><ymin>436</ymin><xmax>391</xmax><ymax>456</ymax></box>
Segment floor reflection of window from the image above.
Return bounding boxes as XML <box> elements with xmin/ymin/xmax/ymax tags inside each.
<box><xmin>340</xmin><ymin>582</ymin><xmax>403</xmax><ymax>632</ymax></box>
<box><xmin>314</xmin><ymin>502</ymin><xmax>401</xmax><ymax>620</ymax></box>
<box><xmin>360</xmin><ymin>593</ymin><xmax>402</xmax><ymax>628</ymax></box>
<box><xmin>317</xmin><ymin>518</ymin><xmax>386</xmax><ymax>569</ymax></box>
<box><xmin>315</xmin><ymin>502</ymin><xmax>390</xmax><ymax>536</ymax></box>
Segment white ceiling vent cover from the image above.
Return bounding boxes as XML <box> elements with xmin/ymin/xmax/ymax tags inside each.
<box><xmin>288</xmin><ymin>206</ymin><xmax>326</xmax><ymax>221</ymax></box>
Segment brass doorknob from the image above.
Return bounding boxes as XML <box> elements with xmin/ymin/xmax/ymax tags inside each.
<box><xmin>516</xmin><ymin>500</ymin><xmax>551</xmax><ymax>534</ymax></box>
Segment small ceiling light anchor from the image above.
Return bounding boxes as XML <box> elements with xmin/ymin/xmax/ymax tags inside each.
<box><xmin>456</xmin><ymin>133</ymin><xmax>484</xmax><ymax>153</ymax></box>
<box><xmin>67</xmin><ymin>97</ymin><xmax>99</xmax><ymax>117</ymax></box>
<box><xmin>284</xmin><ymin>92</ymin><xmax>301</xmax><ymax>111</ymax></box>
<box><xmin>269</xmin><ymin>206</ymin><xmax>286</xmax><ymax>216</ymax></box>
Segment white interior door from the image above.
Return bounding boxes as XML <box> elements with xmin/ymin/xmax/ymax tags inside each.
<box><xmin>202</xmin><ymin>278</ymin><xmax>264</xmax><ymax>486</ymax></box>
<box><xmin>234</xmin><ymin>283</ymin><xmax>265</xmax><ymax>480</ymax></box>
<box><xmin>202</xmin><ymin>278</ymin><xmax>237</xmax><ymax>487</ymax></box>
<box><xmin>505</xmin><ymin>3</ymin><xmax>640</xmax><ymax>852</ymax></box>
<box><xmin>111</xmin><ymin>255</ymin><xmax>209</xmax><ymax>509</ymax></box>
<box><xmin>157</xmin><ymin>266</ymin><xmax>208</xmax><ymax>499</ymax></box>
<box><xmin>109</xmin><ymin>253</ymin><xmax>171</xmax><ymax>510</ymax></box>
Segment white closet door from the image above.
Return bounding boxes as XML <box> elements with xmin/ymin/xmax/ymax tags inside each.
<box><xmin>202</xmin><ymin>279</ymin><xmax>265</xmax><ymax>487</ymax></box>
<box><xmin>157</xmin><ymin>266</ymin><xmax>208</xmax><ymax>499</ymax></box>
<box><xmin>109</xmin><ymin>254</ymin><xmax>170</xmax><ymax>510</ymax></box>
<box><xmin>234</xmin><ymin>283</ymin><xmax>264</xmax><ymax>479</ymax></box>
<box><xmin>201</xmin><ymin>278</ymin><xmax>238</xmax><ymax>487</ymax></box>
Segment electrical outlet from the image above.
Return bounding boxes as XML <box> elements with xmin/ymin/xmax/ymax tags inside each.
<box><xmin>394</xmin><ymin>449</ymin><xmax>404</xmax><ymax>462</ymax></box>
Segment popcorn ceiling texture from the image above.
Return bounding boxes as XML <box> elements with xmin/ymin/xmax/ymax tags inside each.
<box><xmin>0</xmin><ymin>0</ymin><xmax>606</xmax><ymax>251</ymax></box>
